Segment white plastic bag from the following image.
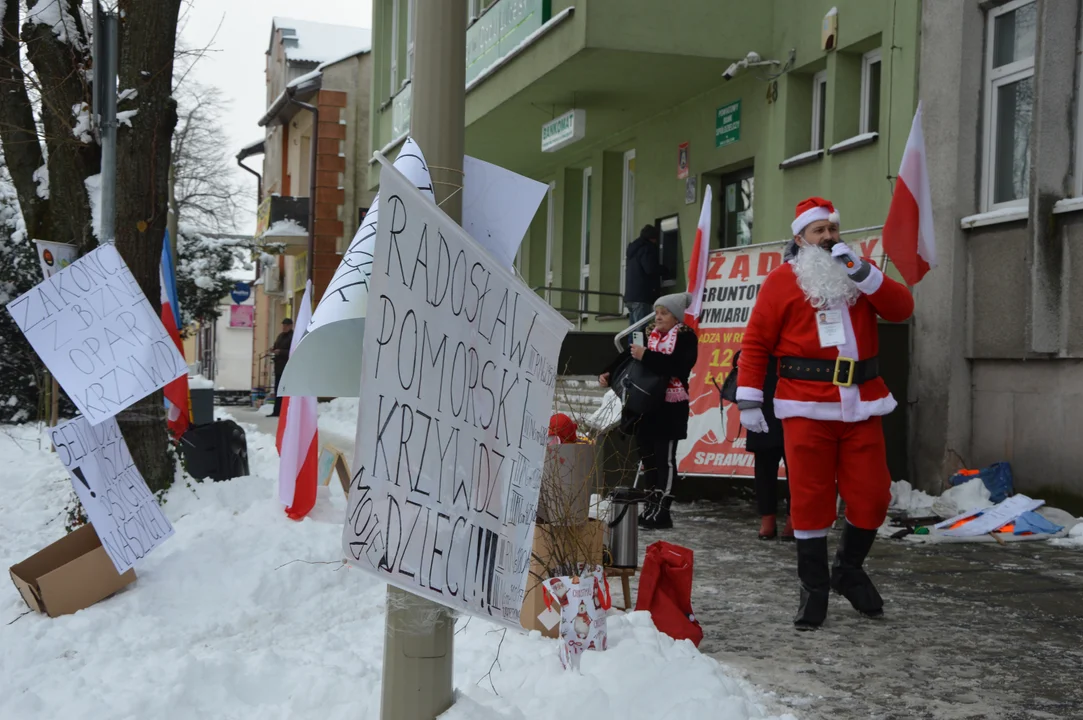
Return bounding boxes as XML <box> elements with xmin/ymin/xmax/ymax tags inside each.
<box><xmin>542</xmin><ymin>565</ymin><xmax>612</xmax><ymax>670</ymax></box>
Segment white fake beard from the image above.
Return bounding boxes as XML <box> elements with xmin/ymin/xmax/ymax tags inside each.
<box><xmin>793</xmin><ymin>243</ymin><xmax>860</xmax><ymax>309</ymax></box>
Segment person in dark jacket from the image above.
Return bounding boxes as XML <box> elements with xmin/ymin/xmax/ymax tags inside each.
<box><xmin>270</xmin><ymin>317</ymin><xmax>293</xmax><ymax>417</ymax></box>
<box><xmin>600</xmin><ymin>292</ymin><xmax>699</xmax><ymax>529</ymax></box>
<box><xmin>624</xmin><ymin>224</ymin><xmax>663</xmax><ymax>326</ymax></box>
<box><xmin>745</xmin><ymin>354</ymin><xmax>793</xmax><ymax>540</ymax></box>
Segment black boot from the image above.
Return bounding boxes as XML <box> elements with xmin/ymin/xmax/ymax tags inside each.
<box><xmin>650</xmin><ymin>493</ymin><xmax>674</xmax><ymax>530</ymax></box>
<box><xmin>830</xmin><ymin>523</ymin><xmax>884</xmax><ymax>618</ymax></box>
<box><xmin>638</xmin><ymin>490</ymin><xmax>662</xmax><ymax>528</ymax></box>
<box><xmin>794</xmin><ymin>536</ymin><xmax>830</xmax><ymax>631</ymax></box>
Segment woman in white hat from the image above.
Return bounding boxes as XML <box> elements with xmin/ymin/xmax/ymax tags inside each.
<box><xmin>600</xmin><ymin>292</ymin><xmax>699</xmax><ymax>529</ymax></box>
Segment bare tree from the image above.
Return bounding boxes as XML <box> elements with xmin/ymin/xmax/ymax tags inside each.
<box><xmin>0</xmin><ymin>0</ymin><xmax>184</xmax><ymax>492</ymax></box>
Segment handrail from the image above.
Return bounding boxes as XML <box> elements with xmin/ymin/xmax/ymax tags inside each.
<box><xmin>530</xmin><ymin>285</ymin><xmax>624</xmax><ymax>298</ymax></box>
<box><xmin>613</xmin><ymin>315</ymin><xmax>651</xmax><ymax>352</ymax></box>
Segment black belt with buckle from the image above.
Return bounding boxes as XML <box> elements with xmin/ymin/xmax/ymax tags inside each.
<box><xmin>778</xmin><ymin>356</ymin><xmax>879</xmax><ymax>388</ymax></box>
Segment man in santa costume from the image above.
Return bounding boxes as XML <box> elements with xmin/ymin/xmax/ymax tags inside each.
<box><xmin>736</xmin><ymin>197</ymin><xmax>913</xmax><ymax>630</ymax></box>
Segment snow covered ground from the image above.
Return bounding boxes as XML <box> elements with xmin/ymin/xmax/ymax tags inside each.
<box><xmin>0</xmin><ymin>421</ymin><xmax>796</xmax><ymax>720</ymax></box>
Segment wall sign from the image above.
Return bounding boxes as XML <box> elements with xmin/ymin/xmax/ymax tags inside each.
<box><xmin>677</xmin><ymin>142</ymin><xmax>690</xmax><ymax>179</ymax></box>
<box><xmin>230</xmin><ymin>282</ymin><xmax>251</xmax><ymax>304</ymax></box>
<box><xmin>715</xmin><ymin>100</ymin><xmax>742</xmax><ymax>148</ymax></box>
<box><xmin>542</xmin><ymin>109</ymin><xmax>586</xmax><ymax>153</ymax></box>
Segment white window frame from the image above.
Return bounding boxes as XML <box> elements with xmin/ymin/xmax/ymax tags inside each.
<box><xmin>811</xmin><ymin>70</ymin><xmax>827</xmax><ymax>151</ymax></box>
<box><xmin>544</xmin><ymin>181</ymin><xmax>556</xmax><ymax>301</ymax></box>
<box><xmin>468</xmin><ymin>0</ymin><xmax>481</xmax><ymax>24</ymax></box>
<box><xmin>981</xmin><ymin>0</ymin><xmax>1036</xmax><ymax>211</ymax></box>
<box><xmin>580</xmin><ymin>168</ymin><xmax>592</xmax><ymax>316</ymax></box>
<box><xmin>390</xmin><ymin>0</ymin><xmax>400</xmax><ymax>93</ymax></box>
<box><xmin>406</xmin><ymin>0</ymin><xmax>416</xmax><ymax>82</ymax></box>
<box><xmin>859</xmin><ymin>49</ymin><xmax>882</xmax><ymax>135</ymax></box>
<box><xmin>618</xmin><ymin>149</ymin><xmax>636</xmax><ymax>310</ymax></box>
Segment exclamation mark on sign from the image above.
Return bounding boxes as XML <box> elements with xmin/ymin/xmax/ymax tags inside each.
<box><xmin>72</xmin><ymin>466</ymin><xmax>96</xmax><ymax>498</ymax></box>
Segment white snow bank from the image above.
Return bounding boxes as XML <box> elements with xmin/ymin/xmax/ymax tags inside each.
<box><xmin>0</xmin><ymin>421</ymin><xmax>797</xmax><ymax>720</ymax></box>
<box><xmin>889</xmin><ymin>480</ymin><xmax>936</xmax><ymax>515</ymax></box>
<box><xmin>188</xmin><ymin>374</ymin><xmax>214</xmax><ymax>389</ymax></box>
<box><xmin>264</xmin><ymin>219</ymin><xmax>308</xmax><ymax>238</ymax></box>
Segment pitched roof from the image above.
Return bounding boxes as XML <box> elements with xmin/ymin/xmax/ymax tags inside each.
<box><xmin>268</xmin><ymin>17</ymin><xmax>372</xmax><ymax>65</ymax></box>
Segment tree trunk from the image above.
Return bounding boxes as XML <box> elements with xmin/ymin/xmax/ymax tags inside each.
<box><xmin>114</xmin><ymin>0</ymin><xmax>184</xmax><ymax>493</ymax></box>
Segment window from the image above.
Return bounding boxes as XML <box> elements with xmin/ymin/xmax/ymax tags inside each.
<box><xmin>719</xmin><ymin>167</ymin><xmax>754</xmax><ymax>248</ymax></box>
<box><xmin>618</xmin><ymin>150</ymin><xmax>636</xmax><ymax>309</ymax></box>
<box><xmin>860</xmin><ymin>50</ymin><xmax>882</xmax><ymax>134</ymax></box>
<box><xmin>468</xmin><ymin>0</ymin><xmax>481</xmax><ymax>23</ymax></box>
<box><xmin>544</xmin><ymin>181</ymin><xmax>556</xmax><ymax>299</ymax></box>
<box><xmin>982</xmin><ymin>0</ymin><xmax>1036</xmax><ymax>209</ymax></box>
<box><xmin>580</xmin><ymin>168</ymin><xmax>592</xmax><ymax>315</ymax></box>
<box><xmin>390</xmin><ymin>0</ymin><xmax>400</xmax><ymax>93</ymax></box>
<box><xmin>406</xmin><ymin>0</ymin><xmax>416</xmax><ymax>82</ymax></box>
<box><xmin>811</xmin><ymin>71</ymin><xmax>827</xmax><ymax>151</ymax></box>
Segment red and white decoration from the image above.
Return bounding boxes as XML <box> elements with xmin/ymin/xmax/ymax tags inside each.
<box><xmin>790</xmin><ymin>196</ymin><xmax>840</xmax><ymax>237</ymax></box>
<box><xmin>683</xmin><ymin>184</ymin><xmax>713</xmax><ymax>331</ymax></box>
<box><xmin>883</xmin><ymin>102</ymin><xmax>936</xmax><ymax>286</ymax></box>
<box><xmin>542</xmin><ymin>566</ymin><xmax>611</xmax><ymax>671</ymax></box>
<box><xmin>276</xmin><ymin>281</ymin><xmax>319</xmax><ymax>521</ymax></box>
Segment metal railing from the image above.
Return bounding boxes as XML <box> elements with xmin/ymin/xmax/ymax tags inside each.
<box><xmin>531</xmin><ymin>285</ymin><xmax>626</xmax><ymax>331</ymax></box>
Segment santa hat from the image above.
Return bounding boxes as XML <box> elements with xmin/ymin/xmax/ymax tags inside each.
<box><xmin>791</xmin><ymin>196</ymin><xmax>841</xmax><ymax>237</ymax></box>
<box><xmin>548</xmin><ymin>413</ymin><xmax>578</xmax><ymax>444</ymax></box>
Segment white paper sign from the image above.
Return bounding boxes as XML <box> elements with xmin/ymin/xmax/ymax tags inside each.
<box><xmin>280</xmin><ymin>141</ymin><xmax>548</xmax><ymax>398</ymax></box>
<box><xmin>938</xmin><ymin>494</ymin><xmax>1044</xmax><ymax>537</ymax></box>
<box><xmin>5</xmin><ymin>245</ymin><xmax>188</xmax><ymax>425</ymax></box>
<box><xmin>49</xmin><ymin>415</ymin><xmax>175</xmax><ymax>573</ymax></box>
<box><xmin>341</xmin><ymin>158</ymin><xmax>572</xmax><ymax>630</ymax></box>
<box><xmin>33</xmin><ymin>240</ymin><xmax>79</xmax><ymax>279</ymax></box>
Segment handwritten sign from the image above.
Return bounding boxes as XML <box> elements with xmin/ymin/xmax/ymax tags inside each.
<box><xmin>342</xmin><ymin>158</ymin><xmax>572</xmax><ymax>630</ymax></box>
<box><xmin>50</xmin><ymin>415</ymin><xmax>174</xmax><ymax>573</ymax></box>
<box><xmin>6</xmin><ymin>244</ymin><xmax>188</xmax><ymax>425</ymax></box>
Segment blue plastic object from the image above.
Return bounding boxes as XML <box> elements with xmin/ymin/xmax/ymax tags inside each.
<box><xmin>1013</xmin><ymin>511</ymin><xmax>1063</xmax><ymax>536</ymax></box>
<box><xmin>949</xmin><ymin>462</ymin><xmax>1014</xmax><ymax>504</ymax></box>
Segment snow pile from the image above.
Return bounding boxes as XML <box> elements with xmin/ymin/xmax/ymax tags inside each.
<box><xmin>889</xmin><ymin>480</ymin><xmax>936</xmax><ymax>515</ymax></box>
<box><xmin>117</xmin><ymin>109</ymin><xmax>138</xmax><ymax>128</ymax></box>
<box><xmin>1051</xmin><ymin>521</ymin><xmax>1083</xmax><ymax>549</ymax></box>
<box><xmin>26</xmin><ymin>0</ymin><xmax>85</xmax><ymax>49</ymax></box>
<box><xmin>318</xmin><ymin>398</ymin><xmax>360</xmax><ymax>449</ymax></box>
<box><xmin>189</xmin><ymin>374</ymin><xmax>214</xmax><ymax>389</ymax></box>
<box><xmin>931</xmin><ymin>479</ymin><xmax>994</xmax><ymax>519</ymax></box>
<box><xmin>85</xmin><ymin>173</ymin><xmax>102</xmax><ymax>240</ymax></box>
<box><xmin>32</xmin><ymin>164</ymin><xmax>49</xmax><ymax>200</ymax></box>
<box><xmin>0</xmin><ymin>421</ymin><xmax>797</xmax><ymax>720</ymax></box>
<box><xmin>264</xmin><ymin>219</ymin><xmax>308</xmax><ymax>237</ymax></box>
<box><xmin>71</xmin><ymin>102</ymin><xmax>92</xmax><ymax>143</ymax></box>
<box><xmin>272</xmin><ymin>17</ymin><xmax>372</xmax><ymax>64</ymax></box>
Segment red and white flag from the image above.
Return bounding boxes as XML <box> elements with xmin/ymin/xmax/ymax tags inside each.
<box><xmin>883</xmin><ymin>102</ymin><xmax>936</xmax><ymax>285</ymax></box>
<box><xmin>160</xmin><ymin>234</ymin><xmax>189</xmax><ymax>440</ymax></box>
<box><xmin>684</xmin><ymin>184</ymin><xmax>713</xmax><ymax>331</ymax></box>
<box><xmin>277</xmin><ymin>281</ymin><xmax>318</xmax><ymax>521</ymax></box>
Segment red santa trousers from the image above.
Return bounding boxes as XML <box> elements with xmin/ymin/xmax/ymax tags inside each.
<box><xmin>781</xmin><ymin>416</ymin><xmax>892</xmax><ymax>532</ymax></box>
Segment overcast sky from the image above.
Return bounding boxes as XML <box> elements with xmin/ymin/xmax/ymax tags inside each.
<box><xmin>178</xmin><ymin>0</ymin><xmax>374</xmax><ymax>235</ymax></box>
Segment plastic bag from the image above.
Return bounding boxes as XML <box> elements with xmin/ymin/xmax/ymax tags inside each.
<box><xmin>542</xmin><ymin>565</ymin><xmax>612</xmax><ymax>670</ymax></box>
<box><xmin>635</xmin><ymin>541</ymin><xmax>703</xmax><ymax>647</ymax></box>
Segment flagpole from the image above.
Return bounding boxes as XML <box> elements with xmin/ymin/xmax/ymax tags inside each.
<box><xmin>380</xmin><ymin>1</ymin><xmax>465</xmax><ymax>719</ymax></box>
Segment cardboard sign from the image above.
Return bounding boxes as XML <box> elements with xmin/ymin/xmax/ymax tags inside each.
<box><xmin>342</xmin><ymin>158</ymin><xmax>572</xmax><ymax>631</ymax></box>
<box><xmin>229</xmin><ymin>304</ymin><xmax>254</xmax><ymax>328</ymax></box>
<box><xmin>49</xmin><ymin>415</ymin><xmax>174</xmax><ymax>574</ymax></box>
<box><xmin>678</xmin><ymin>237</ymin><xmax>889</xmax><ymax>477</ymax></box>
<box><xmin>34</xmin><ymin>240</ymin><xmax>78</xmax><ymax>279</ymax></box>
<box><xmin>6</xmin><ymin>245</ymin><xmax>188</xmax><ymax>425</ymax></box>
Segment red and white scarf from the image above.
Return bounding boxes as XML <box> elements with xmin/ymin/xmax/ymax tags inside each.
<box><xmin>648</xmin><ymin>324</ymin><xmax>688</xmax><ymax>403</ymax></box>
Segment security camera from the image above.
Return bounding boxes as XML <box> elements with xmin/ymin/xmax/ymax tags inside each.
<box><xmin>722</xmin><ymin>62</ymin><xmax>741</xmax><ymax>81</ymax></box>
<box><xmin>744</xmin><ymin>51</ymin><xmax>763</xmax><ymax>64</ymax></box>
<box><xmin>722</xmin><ymin>52</ymin><xmax>781</xmax><ymax>81</ymax></box>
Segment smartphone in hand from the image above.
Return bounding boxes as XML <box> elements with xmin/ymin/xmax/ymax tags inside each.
<box><xmin>632</xmin><ymin>331</ymin><xmax>644</xmax><ymax>347</ymax></box>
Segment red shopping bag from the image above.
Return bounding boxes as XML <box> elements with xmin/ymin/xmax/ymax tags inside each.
<box><xmin>634</xmin><ymin>541</ymin><xmax>703</xmax><ymax>647</ymax></box>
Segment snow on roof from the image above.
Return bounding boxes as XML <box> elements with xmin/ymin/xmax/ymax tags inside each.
<box><xmin>270</xmin><ymin>17</ymin><xmax>371</xmax><ymax>65</ymax></box>
<box><xmin>240</xmin><ymin>137</ymin><xmax>265</xmax><ymax>153</ymax></box>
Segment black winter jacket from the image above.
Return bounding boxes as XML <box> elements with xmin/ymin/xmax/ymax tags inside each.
<box><xmin>603</xmin><ymin>324</ymin><xmax>699</xmax><ymax>440</ymax></box>
<box><xmin>624</xmin><ymin>235</ymin><xmax>662</xmax><ymax>304</ymax></box>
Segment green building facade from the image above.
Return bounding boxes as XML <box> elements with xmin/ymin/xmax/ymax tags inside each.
<box><xmin>367</xmin><ymin>0</ymin><xmax>920</xmax><ymax>332</ymax></box>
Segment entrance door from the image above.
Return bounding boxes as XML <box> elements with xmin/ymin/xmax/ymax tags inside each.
<box><xmin>718</xmin><ymin>166</ymin><xmax>754</xmax><ymax>248</ymax></box>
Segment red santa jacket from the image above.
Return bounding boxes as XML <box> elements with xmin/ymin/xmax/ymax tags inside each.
<box><xmin>736</xmin><ymin>259</ymin><xmax>913</xmax><ymax>423</ymax></box>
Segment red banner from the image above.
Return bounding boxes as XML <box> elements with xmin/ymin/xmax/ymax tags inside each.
<box><xmin>677</xmin><ymin>236</ymin><xmax>886</xmax><ymax>477</ymax></box>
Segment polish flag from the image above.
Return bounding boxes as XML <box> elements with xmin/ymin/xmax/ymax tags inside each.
<box><xmin>684</xmin><ymin>184</ymin><xmax>713</xmax><ymax>331</ymax></box>
<box><xmin>160</xmin><ymin>232</ymin><xmax>189</xmax><ymax>440</ymax></box>
<box><xmin>883</xmin><ymin>102</ymin><xmax>936</xmax><ymax>285</ymax></box>
<box><xmin>277</xmin><ymin>281</ymin><xmax>318</xmax><ymax>520</ymax></box>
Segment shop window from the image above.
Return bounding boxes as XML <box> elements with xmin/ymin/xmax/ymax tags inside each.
<box><xmin>982</xmin><ymin>0</ymin><xmax>1036</xmax><ymax>210</ymax></box>
<box><xmin>860</xmin><ymin>50</ymin><xmax>882</xmax><ymax>135</ymax></box>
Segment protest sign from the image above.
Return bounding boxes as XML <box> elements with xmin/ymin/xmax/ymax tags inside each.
<box><xmin>678</xmin><ymin>236</ymin><xmax>888</xmax><ymax>477</ymax></box>
<box><xmin>280</xmin><ymin>139</ymin><xmax>548</xmax><ymax>398</ymax></box>
<box><xmin>49</xmin><ymin>415</ymin><xmax>174</xmax><ymax>574</ymax></box>
<box><xmin>34</xmin><ymin>240</ymin><xmax>78</xmax><ymax>280</ymax></box>
<box><xmin>341</xmin><ymin>157</ymin><xmax>572</xmax><ymax>631</ymax></box>
<box><xmin>6</xmin><ymin>244</ymin><xmax>188</xmax><ymax>425</ymax></box>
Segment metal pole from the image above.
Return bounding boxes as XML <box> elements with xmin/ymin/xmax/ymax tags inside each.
<box><xmin>98</xmin><ymin>10</ymin><xmax>118</xmax><ymax>244</ymax></box>
<box><xmin>380</xmin><ymin>1</ymin><xmax>465</xmax><ymax>719</ymax></box>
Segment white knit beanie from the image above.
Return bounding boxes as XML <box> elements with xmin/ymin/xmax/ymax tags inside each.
<box><xmin>654</xmin><ymin>291</ymin><xmax>692</xmax><ymax>321</ymax></box>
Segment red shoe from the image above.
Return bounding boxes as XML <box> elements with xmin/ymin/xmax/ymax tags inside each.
<box><xmin>758</xmin><ymin>515</ymin><xmax>777</xmax><ymax>540</ymax></box>
<box><xmin>781</xmin><ymin>516</ymin><xmax>795</xmax><ymax>541</ymax></box>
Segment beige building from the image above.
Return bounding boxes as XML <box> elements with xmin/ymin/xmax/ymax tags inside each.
<box><xmin>238</xmin><ymin>17</ymin><xmax>374</xmax><ymax>397</ymax></box>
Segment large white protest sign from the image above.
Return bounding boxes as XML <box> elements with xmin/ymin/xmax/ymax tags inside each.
<box><xmin>50</xmin><ymin>415</ymin><xmax>175</xmax><ymax>574</ymax></box>
<box><xmin>6</xmin><ymin>244</ymin><xmax>188</xmax><ymax>425</ymax></box>
<box><xmin>342</xmin><ymin>157</ymin><xmax>572</xmax><ymax>630</ymax></box>
<box><xmin>33</xmin><ymin>240</ymin><xmax>79</xmax><ymax>280</ymax></box>
<box><xmin>279</xmin><ymin>138</ymin><xmax>548</xmax><ymax>398</ymax></box>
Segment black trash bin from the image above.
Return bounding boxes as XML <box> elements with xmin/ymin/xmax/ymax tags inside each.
<box><xmin>180</xmin><ymin>419</ymin><xmax>249</xmax><ymax>481</ymax></box>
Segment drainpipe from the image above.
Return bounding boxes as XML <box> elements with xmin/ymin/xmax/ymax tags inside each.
<box><xmin>285</xmin><ymin>86</ymin><xmax>318</xmax><ymax>285</ymax></box>
<box><xmin>236</xmin><ymin>157</ymin><xmax>262</xmax><ymax>205</ymax></box>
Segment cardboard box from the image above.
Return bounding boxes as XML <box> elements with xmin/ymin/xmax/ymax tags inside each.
<box><xmin>520</xmin><ymin>519</ymin><xmax>604</xmax><ymax>637</ymax></box>
<box><xmin>9</xmin><ymin>524</ymin><xmax>137</xmax><ymax>618</ymax></box>
<box><xmin>538</xmin><ymin>443</ymin><xmax>598</xmax><ymax>526</ymax></box>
